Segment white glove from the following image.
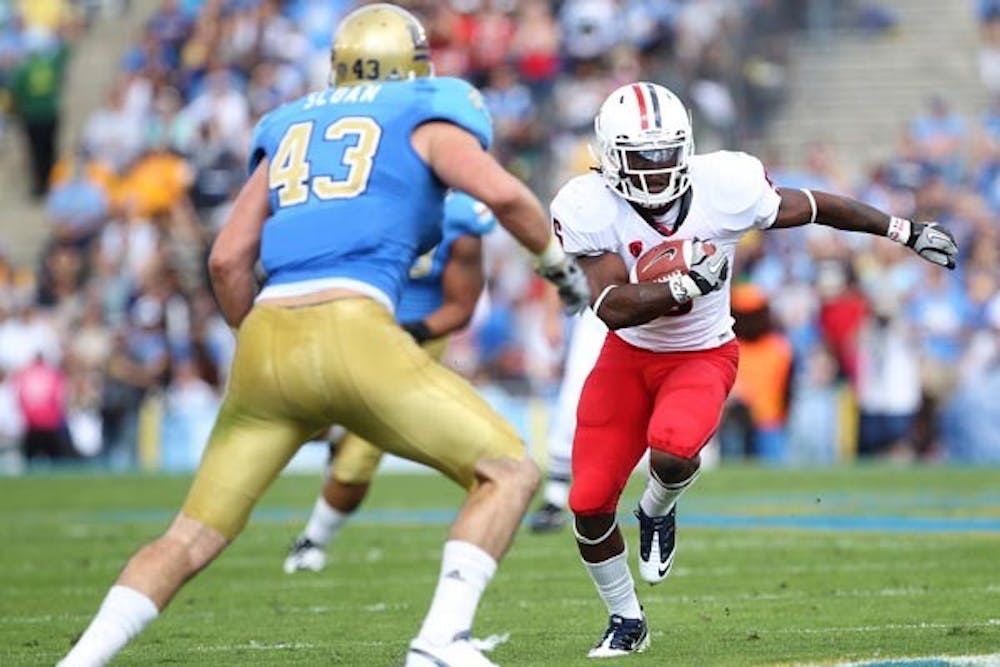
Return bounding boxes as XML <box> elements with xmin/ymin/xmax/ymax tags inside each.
<box><xmin>889</xmin><ymin>217</ymin><xmax>958</xmax><ymax>270</ymax></box>
<box><xmin>536</xmin><ymin>237</ymin><xmax>591</xmax><ymax>315</ymax></box>
<box><xmin>667</xmin><ymin>240</ymin><xmax>729</xmax><ymax>304</ymax></box>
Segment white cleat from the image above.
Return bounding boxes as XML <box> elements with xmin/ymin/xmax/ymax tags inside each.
<box><xmin>283</xmin><ymin>536</ymin><xmax>327</xmax><ymax>574</ymax></box>
<box><xmin>405</xmin><ymin>633</ymin><xmax>500</xmax><ymax>666</ymax></box>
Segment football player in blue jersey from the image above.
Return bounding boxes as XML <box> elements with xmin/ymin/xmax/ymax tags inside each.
<box><xmin>283</xmin><ymin>191</ymin><xmax>495</xmax><ymax>575</ymax></box>
<box><xmin>59</xmin><ymin>5</ymin><xmax>589</xmax><ymax>667</ymax></box>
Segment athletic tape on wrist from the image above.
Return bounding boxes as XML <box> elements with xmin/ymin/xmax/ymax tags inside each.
<box><xmin>667</xmin><ymin>273</ymin><xmax>692</xmax><ymax>304</ymax></box>
<box><xmin>887</xmin><ymin>216</ymin><xmax>912</xmax><ymax>245</ymax></box>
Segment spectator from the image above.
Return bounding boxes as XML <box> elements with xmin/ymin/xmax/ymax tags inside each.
<box><xmin>0</xmin><ymin>365</ymin><xmax>26</xmax><ymax>473</ymax></box>
<box><xmin>911</xmin><ymin>96</ymin><xmax>967</xmax><ymax>181</ymax></box>
<box><xmin>722</xmin><ymin>285</ymin><xmax>793</xmax><ymax>462</ymax></box>
<box><xmin>83</xmin><ymin>81</ymin><xmax>146</xmax><ymax>172</ymax></box>
<box><xmin>8</xmin><ymin>28</ymin><xmax>69</xmax><ymax>197</ymax></box>
<box><xmin>45</xmin><ymin>150</ymin><xmax>109</xmax><ymax>249</ymax></box>
<box><xmin>12</xmin><ymin>352</ymin><xmax>73</xmax><ymax>464</ymax></box>
<box><xmin>509</xmin><ymin>0</ymin><xmax>560</xmax><ymax>98</ymax></box>
<box><xmin>785</xmin><ymin>344</ymin><xmax>842</xmax><ymax>464</ymax></box>
<box><xmin>855</xmin><ymin>289</ymin><xmax>921</xmax><ymax>458</ymax></box>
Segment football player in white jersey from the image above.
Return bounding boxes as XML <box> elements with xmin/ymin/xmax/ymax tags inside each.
<box><xmin>553</xmin><ymin>81</ymin><xmax>958</xmax><ymax>658</ymax></box>
<box><xmin>529</xmin><ymin>305</ymin><xmax>607</xmax><ymax>533</ymax></box>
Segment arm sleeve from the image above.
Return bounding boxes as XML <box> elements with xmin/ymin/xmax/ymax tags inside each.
<box><xmin>247</xmin><ymin>113</ymin><xmax>272</xmax><ymax>176</ymax></box>
<box><xmin>445</xmin><ymin>192</ymin><xmax>496</xmax><ymax>238</ymax></box>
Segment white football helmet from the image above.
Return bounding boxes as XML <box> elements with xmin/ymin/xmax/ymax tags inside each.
<box><xmin>594</xmin><ymin>82</ymin><xmax>694</xmax><ymax>208</ymax></box>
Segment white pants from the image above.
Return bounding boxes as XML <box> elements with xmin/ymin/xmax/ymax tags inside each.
<box><xmin>547</xmin><ymin>309</ymin><xmax>607</xmax><ymax>480</ymax></box>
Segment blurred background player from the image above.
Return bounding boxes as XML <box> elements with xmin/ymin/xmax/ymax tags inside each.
<box><xmin>58</xmin><ymin>5</ymin><xmax>589</xmax><ymax>667</ymax></box>
<box><xmin>529</xmin><ymin>296</ymin><xmax>605</xmax><ymax>533</ymax></box>
<box><xmin>284</xmin><ymin>191</ymin><xmax>495</xmax><ymax>574</ymax></box>
<box><xmin>554</xmin><ymin>81</ymin><xmax>958</xmax><ymax>658</ymax></box>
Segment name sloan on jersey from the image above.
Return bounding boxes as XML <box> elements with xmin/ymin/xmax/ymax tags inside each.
<box><xmin>304</xmin><ymin>83</ymin><xmax>382</xmax><ymax>109</ymax></box>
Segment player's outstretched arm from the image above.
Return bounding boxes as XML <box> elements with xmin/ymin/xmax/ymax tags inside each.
<box><xmin>772</xmin><ymin>188</ymin><xmax>959</xmax><ymax>269</ymax></box>
<box><xmin>403</xmin><ymin>234</ymin><xmax>483</xmax><ymax>343</ymax></box>
<box><xmin>208</xmin><ymin>162</ymin><xmax>270</xmax><ymax>328</ymax></box>
<box><xmin>413</xmin><ymin>121</ymin><xmax>590</xmax><ymax>313</ymax></box>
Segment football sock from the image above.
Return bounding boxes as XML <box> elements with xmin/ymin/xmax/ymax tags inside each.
<box><xmin>303</xmin><ymin>496</ymin><xmax>348</xmax><ymax>547</ymax></box>
<box><xmin>543</xmin><ymin>476</ymin><xmax>570</xmax><ymax>509</ymax></box>
<box><xmin>58</xmin><ymin>585</ymin><xmax>158</xmax><ymax>667</ymax></box>
<box><xmin>639</xmin><ymin>466</ymin><xmax>700</xmax><ymax>517</ymax></box>
<box><xmin>583</xmin><ymin>549</ymin><xmax>643</xmax><ymax>619</ymax></box>
<box><xmin>416</xmin><ymin>540</ymin><xmax>497</xmax><ymax>647</ymax></box>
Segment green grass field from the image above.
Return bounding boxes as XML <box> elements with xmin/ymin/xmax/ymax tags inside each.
<box><xmin>2</xmin><ymin>466</ymin><xmax>999</xmax><ymax>666</ymax></box>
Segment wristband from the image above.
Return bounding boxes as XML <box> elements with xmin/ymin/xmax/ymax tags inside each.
<box><xmin>402</xmin><ymin>320</ymin><xmax>434</xmax><ymax>343</ymax></box>
<box><xmin>535</xmin><ymin>234</ymin><xmax>566</xmax><ymax>270</ymax></box>
<box><xmin>800</xmin><ymin>188</ymin><xmax>818</xmax><ymax>224</ymax></box>
<box><xmin>592</xmin><ymin>284</ymin><xmax>618</xmax><ymax>316</ymax></box>
<box><xmin>887</xmin><ymin>216</ymin><xmax>912</xmax><ymax>245</ymax></box>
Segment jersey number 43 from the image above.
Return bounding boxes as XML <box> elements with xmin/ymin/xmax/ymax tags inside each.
<box><xmin>269</xmin><ymin>116</ymin><xmax>382</xmax><ymax>207</ymax></box>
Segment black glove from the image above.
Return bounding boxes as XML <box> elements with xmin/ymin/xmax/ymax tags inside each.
<box><xmin>907</xmin><ymin>221</ymin><xmax>958</xmax><ymax>270</ymax></box>
<box><xmin>401</xmin><ymin>320</ymin><xmax>434</xmax><ymax>343</ymax></box>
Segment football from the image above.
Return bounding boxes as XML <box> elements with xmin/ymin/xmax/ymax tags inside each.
<box><xmin>629</xmin><ymin>239</ymin><xmax>692</xmax><ymax>284</ymax></box>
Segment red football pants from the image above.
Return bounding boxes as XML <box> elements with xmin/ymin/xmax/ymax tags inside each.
<box><xmin>569</xmin><ymin>334</ymin><xmax>739</xmax><ymax>516</ymax></box>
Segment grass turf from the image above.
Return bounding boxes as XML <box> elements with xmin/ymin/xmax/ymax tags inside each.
<box><xmin>1</xmin><ymin>465</ymin><xmax>998</xmax><ymax>666</ymax></box>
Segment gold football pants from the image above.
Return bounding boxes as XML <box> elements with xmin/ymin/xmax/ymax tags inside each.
<box><xmin>181</xmin><ymin>298</ymin><xmax>523</xmax><ymax>539</ymax></box>
<box><xmin>331</xmin><ymin>336</ymin><xmax>448</xmax><ymax>485</ymax></box>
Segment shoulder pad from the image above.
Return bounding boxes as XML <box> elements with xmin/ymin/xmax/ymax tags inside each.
<box><xmin>690</xmin><ymin>151</ymin><xmax>769</xmax><ymax>215</ymax></box>
<box><xmin>550</xmin><ymin>173</ymin><xmax>620</xmax><ymax>234</ymax></box>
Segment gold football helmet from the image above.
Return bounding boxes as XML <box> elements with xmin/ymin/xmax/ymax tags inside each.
<box><xmin>330</xmin><ymin>3</ymin><xmax>433</xmax><ymax>86</ymax></box>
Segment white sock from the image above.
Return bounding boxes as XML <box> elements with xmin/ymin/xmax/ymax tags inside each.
<box><xmin>416</xmin><ymin>540</ymin><xmax>497</xmax><ymax>647</ymax></box>
<box><xmin>543</xmin><ymin>477</ymin><xmax>570</xmax><ymax>509</ymax></box>
<box><xmin>639</xmin><ymin>467</ymin><xmax>699</xmax><ymax>517</ymax></box>
<box><xmin>303</xmin><ymin>496</ymin><xmax>348</xmax><ymax>547</ymax></box>
<box><xmin>583</xmin><ymin>550</ymin><xmax>643</xmax><ymax>619</ymax></box>
<box><xmin>58</xmin><ymin>585</ymin><xmax>159</xmax><ymax>667</ymax></box>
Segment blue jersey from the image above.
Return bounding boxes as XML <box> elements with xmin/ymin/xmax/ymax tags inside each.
<box><xmin>248</xmin><ymin>77</ymin><xmax>492</xmax><ymax>310</ymax></box>
<box><xmin>397</xmin><ymin>192</ymin><xmax>496</xmax><ymax>323</ymax></box>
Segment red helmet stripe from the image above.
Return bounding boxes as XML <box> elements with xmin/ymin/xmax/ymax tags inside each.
<box><xmin>631</xmin><ymin>83</ymin><xmax>649</xmax><ymax>130</ymax></box>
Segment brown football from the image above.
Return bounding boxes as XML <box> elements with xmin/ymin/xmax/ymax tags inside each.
<box><xmin>630</xmin><ymin>239</ymin><xmax>690</xmax><ymax>283</ymax></box>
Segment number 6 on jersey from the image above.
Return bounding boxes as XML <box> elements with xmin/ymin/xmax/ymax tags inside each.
<box><xmin>269</xmin><ymin>117</ymin><xmax>382</xmax><ymax>207</ymax></box>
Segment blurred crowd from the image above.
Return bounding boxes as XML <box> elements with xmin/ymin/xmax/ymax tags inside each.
<box><xmin>0</xmin><ymin>0</ymin><xmax>997</xmax><ymax>472</ymax></box>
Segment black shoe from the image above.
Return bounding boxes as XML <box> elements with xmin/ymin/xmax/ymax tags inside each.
<box><xmin>587</xmin><ymin>614</ymin><xmax>649</xmax><ymax>657</ymax></box>
<box><xmin>528</xmin><ymin>502</ymin><xmax>568</xmax><ymax>533</ymax></box>
<box><xmin>635</xmin><ymin>504</ymin><xmax>676</xmax><ymax>584</ymax></box>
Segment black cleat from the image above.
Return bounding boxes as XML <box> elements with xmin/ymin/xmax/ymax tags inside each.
<box><xmin>635</xmin><ymin>504</ymin><xmax>676</xmax><ymax>584</ymax></box>
<box><xmin>529</xmin><ymin>502</ymin><xmax>568</xmax><ymax>533</ymax></box>
<box><xmin>587</xmin><ymin>614</ymin><xmax>649</xmax><ymax>658</ymax></box>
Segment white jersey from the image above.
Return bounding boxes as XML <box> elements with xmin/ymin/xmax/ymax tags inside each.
<box><xmin>551</xmin><ymin>150</ymin><xmax>781</xmax><ymax>352</ymax></box>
